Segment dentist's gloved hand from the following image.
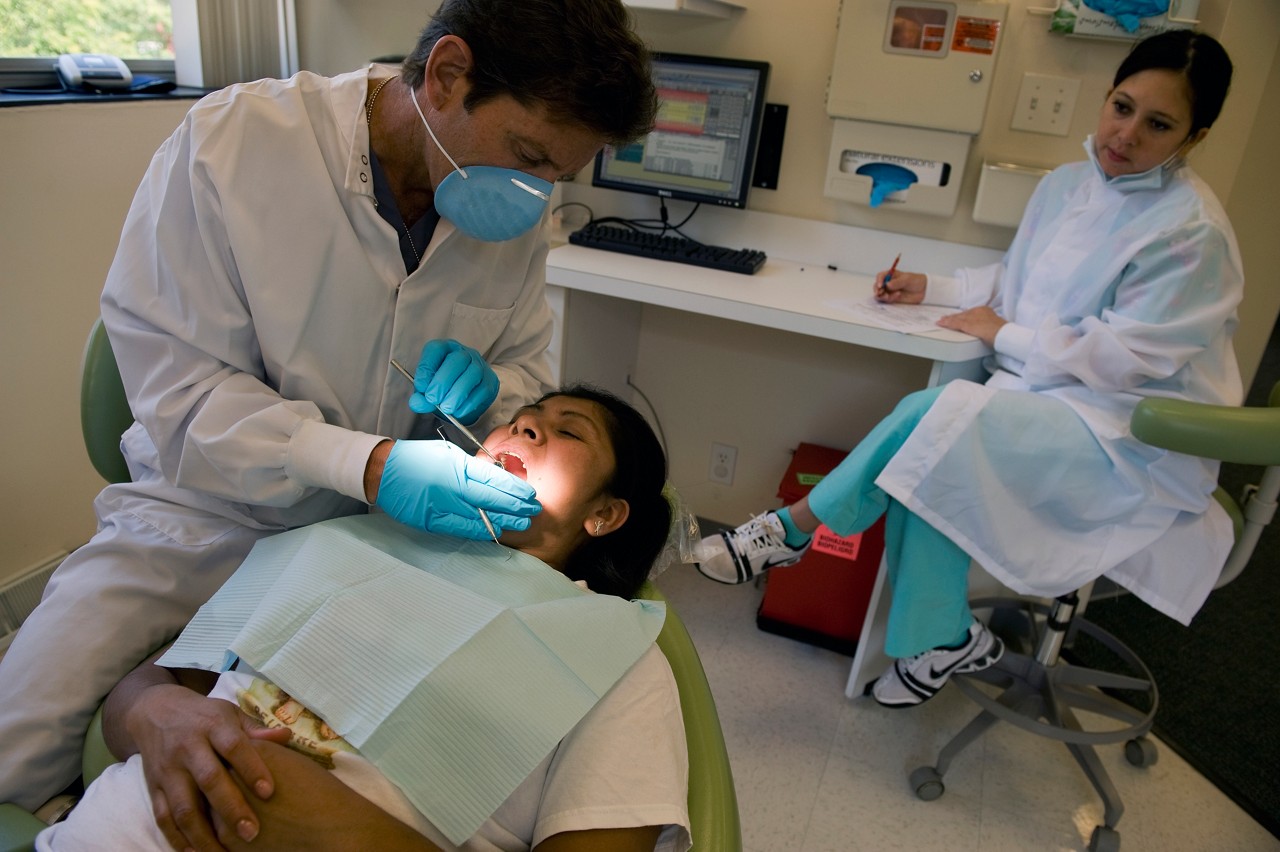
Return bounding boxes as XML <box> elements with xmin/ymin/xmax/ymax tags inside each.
<box><xmin>375</xmin><ymin>440</ymin><xmax>540</xmax><ymax>540</ymax></box>
<box><xmin>409</xmin><ymin>339</ymin><xmax>499</xmax><ymax>425</ymax></box>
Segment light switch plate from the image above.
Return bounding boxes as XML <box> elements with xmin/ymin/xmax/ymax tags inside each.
<box><xmin>1011</xmin><ymin>73</ymin><xmax>1081</xmax><ymax>136</ymax></box>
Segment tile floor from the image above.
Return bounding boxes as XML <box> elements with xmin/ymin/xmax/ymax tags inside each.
<box><xmin>653</xmin><ymin>563</ymin><xmax>1280</xmax><ymax>852</ymax></box>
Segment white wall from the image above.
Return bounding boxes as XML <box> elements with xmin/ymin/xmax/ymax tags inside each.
<box><xmin>620</xmin><ymin>0</ymin><xmax>1279</xmax><ymax>381</ymax></box>
<box><xmin>0</xmin><ymin>100</ymin><xmax>194</xmax><ymax>585</ymax></box>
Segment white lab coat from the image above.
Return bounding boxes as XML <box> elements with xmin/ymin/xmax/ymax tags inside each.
<box><xmin>101</xmin><ymin>65</ymin><xmax>556</xmax><ymax>532</ymax></box>
<box><xmin>877</xmin><ymin>144</ymin><xmax>1243</xmax><ymax>625</ymax></box>
<box><xmin>0</xmin><ymin>66</ymin><xmax>558</xmax><ymax>810</ymax></box>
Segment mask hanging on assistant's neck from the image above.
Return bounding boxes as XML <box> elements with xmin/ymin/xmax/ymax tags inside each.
<box><xmin>409</xmin><ymin>84</ymin><xmax>553</xmax><ymax>242</ymax></box>
<box><xmin>1084</xmin><ymin>134</ymin><xmax>1191</xmax><ymax>193</ymax></box>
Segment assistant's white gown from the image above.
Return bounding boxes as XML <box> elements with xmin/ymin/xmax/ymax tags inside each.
<box><xmin>878</xmin><ymin>141</ymin><xmax>1244</xmax><ymax>624</ymax></box>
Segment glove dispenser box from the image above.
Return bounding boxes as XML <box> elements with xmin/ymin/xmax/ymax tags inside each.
<box><xmin>824</xmin><ymin>119</ymin><xmax>972</xmax><ymax>217</ymax></box>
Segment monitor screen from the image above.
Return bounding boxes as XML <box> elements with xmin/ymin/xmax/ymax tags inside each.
<box><xmin>591</xmin><ymin>52</ymin><xmax>770</xmax><ymax>209</ymax></box>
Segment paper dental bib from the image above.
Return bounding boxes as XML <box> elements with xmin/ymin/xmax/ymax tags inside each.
<box><xmin>159</xmin><ymin>514</ymin><xmax>666</xmax><ymax>844</ymax></box>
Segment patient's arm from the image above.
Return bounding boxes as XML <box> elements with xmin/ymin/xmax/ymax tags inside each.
<box><xmin>213</xmin><ymin>741</ymin><xmax>663</xmax><ymax>852</ymax></box>
<box><xmin>213</xmin><ymin>740</ymin><xmax>442</xmax><ymax>851</ymax></box>
<box><xmin>536</xmin><ymin>826</ymin><xmax>663</xmax><ymax>851</ymax></box>
<box><xmin>102</xmin><ymin>653</ymin><xmax>290</xmax><ymax>852</ymax></box>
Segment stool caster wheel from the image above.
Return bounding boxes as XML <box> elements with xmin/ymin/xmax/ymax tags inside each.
<box><xmin>1124</xmin><ymin>736</ymin><xmax>1158</xmax><ymax>768</ymax></box>
<box><xmin>1089</xmin><ymin>825</ymin><xmax>1120</xmax><ymax>852</ymax></box>
<box><xmin>909</xmin><ymin>766</ymin><xmax>944</xmax><ymax>801</ymax></box>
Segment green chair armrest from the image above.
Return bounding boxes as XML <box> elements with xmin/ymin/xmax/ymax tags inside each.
<box><xmin>1131</xmin><ymin>388</ymin><xmax>1280</xmax><ymax>467</ymax></box>
<box><xmin>639</xmin><ymin>582</ymin><xmax>741</xmax><ymax>852</ymax></box>
<box><xmin>80</xmin><ymin>318</ymin><xmax>133</xmax><ymax>485</ymax></box>
<box><xmin>82</xmin><ymin>705</ymin><xmax>118</xmax><ymax>787</ymax></box>
<box><xmin>0</xmin><ymin>802</ymin><xmax>42</xmax><ymax>852</ymax></box>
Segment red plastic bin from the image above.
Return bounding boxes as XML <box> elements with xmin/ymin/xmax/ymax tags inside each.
<box><xmin>756</xmin><ymin>442</ymin><xmax>884</xmax><ymax>656</ymax></box>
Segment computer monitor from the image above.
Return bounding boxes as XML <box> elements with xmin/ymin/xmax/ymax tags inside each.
<box><xmin>591</xmin><ymin>52</ymin><xmax>770</xmax><ymax>210</ymax></box>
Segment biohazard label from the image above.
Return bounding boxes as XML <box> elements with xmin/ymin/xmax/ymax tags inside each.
<box><xmin>810</xmin><ymin>525</ymin><xmax>862</xmax><ymax>561</ymax></box>
<box><xmin>952</xmin><ymin>17</ymin><xmax>1001</xmax><ymax>54</ymax></box>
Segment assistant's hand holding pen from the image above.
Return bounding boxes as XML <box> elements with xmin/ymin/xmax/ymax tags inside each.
<box><xmin>375</xmin><ymin>440</ymin><xmax>541</xmax><ymax>540</ymax></box>
<box><xmin>873</xmin><ymin>268</ymin><xmax>927</xmax><ymax>304</ymax></box>
<box><xmin>409</xmin><ymin>339</ymin><xmax>499</xmax><ymax>425</ymax></box>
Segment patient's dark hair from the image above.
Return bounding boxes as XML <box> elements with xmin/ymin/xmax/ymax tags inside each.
<box><xmin>548</xmin><ymin>384</ymin><xmax>671</xmax><ymax>600</ymax></box>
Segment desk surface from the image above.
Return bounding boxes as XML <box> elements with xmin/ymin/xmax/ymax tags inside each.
<box><xmin>547</xmin><ymin>243</ymin><xmax>991</xmax><ymax>364</ymax></box>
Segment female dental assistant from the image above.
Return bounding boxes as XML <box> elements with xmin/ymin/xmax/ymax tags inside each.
<box><xmin>697</xmin><ymin>30</ymin><xmax>1242</xmax><ymax>708</ymax></box>
<box><xmin>0</xmin><ymin>0</ymin><xmax>658</xmax><ymax>814</ymax></box>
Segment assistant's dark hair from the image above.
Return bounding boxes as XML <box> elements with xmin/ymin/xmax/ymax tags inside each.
<box><xmin>401</xmin><ymin>0</ymin><xmax>658</xmax><ymax>146</ymax></box>
<box><xmin>545</xmin><ymin>384</ymin><xmax>671</xmax><ymax>600</ymax></box>
<box><xmin>1114</xmin><ymin>30</ymin><xmax>1233</xmax><ymax>134</ymax></box>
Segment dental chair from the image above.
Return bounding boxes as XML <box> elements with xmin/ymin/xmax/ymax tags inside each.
<box><xmin>0</xmin><ymin>319</ymin><xmax>742</xmax><ymax>851</ymax></box>
<box><xmin>906</xmin><ymin>381</ymin><xmax>1280</xmax><ymax>852</ymax></box>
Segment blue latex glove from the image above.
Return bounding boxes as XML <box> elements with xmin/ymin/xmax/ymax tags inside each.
<box><xmin>376</xmin><ymin>441</ymin><xmax>540</xmax><ymax>540</ymax></box>
<box><xmin>1083</xmin><ymin>0</ymin><xmax>1168</xmax><ymax>32</ymax></box>
<box><xmin>408</xmin><ymin>340</ymin><xmax>499</xmax><ymax>426</ymax></box>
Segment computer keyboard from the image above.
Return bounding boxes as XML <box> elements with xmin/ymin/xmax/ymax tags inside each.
<box><xmin>568</xmin><ymin>222</ymin><xmax>767</xmax><ymax>275</ymax></box>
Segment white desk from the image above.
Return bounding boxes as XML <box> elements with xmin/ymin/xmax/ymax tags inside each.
<box><xmin>547</xmin><ymin>243</ymin><xmax>990</xmax><ymax>386</ymax></box>
<box><xmin>545</xmin><ymin>205</ymin><xmax>1004</xmax><ymax>697</ymax></box>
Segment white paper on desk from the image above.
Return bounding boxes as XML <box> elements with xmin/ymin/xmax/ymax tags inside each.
<box><xmin>826</xmin><ymin>297</ymin><xmax>959</xmax><ymax>334</ymax></box>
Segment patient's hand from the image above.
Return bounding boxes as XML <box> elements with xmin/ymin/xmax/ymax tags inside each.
<box><xmin>213</xmin><ymin>740</ymin><xmax>441</xmax><ymax>851</ymax></box>
<box><xmin>125</xmin><ymin>682</ymin><xmax>290</xmax><ymax>852</ymax></box>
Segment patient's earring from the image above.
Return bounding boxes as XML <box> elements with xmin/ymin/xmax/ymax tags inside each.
<box><xmin>594</xmin><ymin>519</ymin><xmax>604</xmax><ymax>536</ymax></box>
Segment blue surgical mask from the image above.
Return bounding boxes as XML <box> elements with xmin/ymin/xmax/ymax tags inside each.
<box><xmin>1084</xmin><ymin>134</ymin><xmax>1187</xmax><ymax>193</ymax></box>
<box><xmin>409</xmin><ymin>85</ymin><xmax>552</xmax><ymax>242</ymax></box>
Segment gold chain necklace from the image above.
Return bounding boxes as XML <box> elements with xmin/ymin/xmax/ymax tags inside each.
<box><xmin>365</xmin><ymin>76</ymin><xmax>391</xmax><ymax>125</ymax></box>
<box><xmin>366</xmin><ymin>76</ymin><xmax>420</xmax><ymax>267</ymax></box>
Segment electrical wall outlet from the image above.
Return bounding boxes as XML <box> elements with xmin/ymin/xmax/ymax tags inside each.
<box><xmin>709</xmin><ymin>442</ymin><xmax>737</xmax><ymax>486</ymax></box>
<box><xmin>1010</xmin><ymin>73</ymin><xmax>1081</xmax><ymax>137</ymax></box>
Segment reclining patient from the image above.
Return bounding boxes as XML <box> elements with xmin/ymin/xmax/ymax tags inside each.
<box><xmin>39</xmin><ymin>385</ymin><xmax>690</xmax><ymax>852</ymax></box>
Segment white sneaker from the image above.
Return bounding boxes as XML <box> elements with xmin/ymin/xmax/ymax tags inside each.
<box><xmin>870</xmin><ymin>620</ymin><xmax>1004</xmax><ymax>707</ymax></box>
<box><xmin>694</xmin><ymin>511</ymin><xmax>809</xmax><ymax>585</ymax></box>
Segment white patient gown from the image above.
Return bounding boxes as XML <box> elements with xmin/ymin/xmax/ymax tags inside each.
<box><xmin>877</xmin><ymin>146</ymin><xmax>1244</xmax><ymax>625</ymax></box>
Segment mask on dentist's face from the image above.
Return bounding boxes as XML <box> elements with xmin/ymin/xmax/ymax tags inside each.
<box><xmin>409</xmin><ymin>84</ymin><xmax>553</xmax><ymax>242</ymax></box>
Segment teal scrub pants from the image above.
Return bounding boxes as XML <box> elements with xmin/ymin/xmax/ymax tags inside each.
<box><xmin>807</xmin><ymin>387</ymin><xmax>974</xmax><ymax>658</ymax></box>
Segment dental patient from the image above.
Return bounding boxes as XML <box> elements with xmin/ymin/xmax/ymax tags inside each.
<box><xmin>38</xmin><ymin>385</ymin><xmax>690</xmax><ymax>852</ymax></box>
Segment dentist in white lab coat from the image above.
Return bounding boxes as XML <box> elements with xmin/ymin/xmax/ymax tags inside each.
<box><xmin>0</xmin><ymin>0</ymin><xmax>657</xmax><ymax>814</ymax></box>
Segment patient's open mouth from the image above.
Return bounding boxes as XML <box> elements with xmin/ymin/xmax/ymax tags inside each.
<box><xmin>497</xmin><ymin>451</ymin><xmax>528</xmax><ymax>479</ymax></box>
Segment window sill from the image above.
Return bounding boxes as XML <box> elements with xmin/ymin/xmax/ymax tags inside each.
<box><xmin>0</xmin><ymin>86</ymin><xmax>210</xmax><ymax>108</ymax></box>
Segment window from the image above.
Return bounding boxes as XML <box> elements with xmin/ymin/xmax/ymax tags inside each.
<box><xmin>1</xmin><ymin>0</ymin><xmax>175</xmax><ymax>60</ymax></box>
<box><xmin>1</xmin><ymin>0</ymin><xmax>298</xmax><ymax>94</ymax></box>
<box><xmin>0</xmin><ymin>0</ymin><xmax>175</xmax><ymax>90</ymax></box>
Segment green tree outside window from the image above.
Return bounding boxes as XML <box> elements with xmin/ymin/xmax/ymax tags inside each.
<box><xmin>1</xmin><ymin>0</ymin><xmax>173</xmax><ymax>59</ymax></box>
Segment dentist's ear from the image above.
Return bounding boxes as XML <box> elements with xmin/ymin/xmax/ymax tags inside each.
<box><xmin>586</xmin><ymin>498</ymin><xmax>630</xmax><ymax>536</ymax></box>
<box><xmin>423</xmin><ymin>34</ymin><xmax>473</xmax><ymax>109</ymax></box>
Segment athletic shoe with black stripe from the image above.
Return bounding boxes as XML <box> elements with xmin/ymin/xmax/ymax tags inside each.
<box><xmin>694</xmin><ymin>511</ymin><xmax>809</xmax><ymax>584</ymax></box>
<box><xmin>870</xmin><ymin>620</ymin><xmax>1004</xmax><ymax>707</ymax></box>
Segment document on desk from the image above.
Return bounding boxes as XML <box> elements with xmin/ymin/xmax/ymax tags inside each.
<box><xmin>825</xmin><ymin>297</ymin><xmax>959</xmax><ymax>335</ymax></box>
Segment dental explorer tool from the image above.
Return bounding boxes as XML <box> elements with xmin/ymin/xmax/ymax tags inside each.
<box><xmin>389</xmin><ymin>358</ymin><xmax>502</xmax><ymax>544</ymax></box>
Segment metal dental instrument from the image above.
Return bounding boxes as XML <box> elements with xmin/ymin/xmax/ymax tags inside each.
<box><xmin>390</xmin><ymin>359</ymin><xmax>501</xmax><ymax>465</ymax></box>
<box><xmin>390</xmin><ymin>358</ymin><xmax>503</xmax><ymax>545</ymax></box>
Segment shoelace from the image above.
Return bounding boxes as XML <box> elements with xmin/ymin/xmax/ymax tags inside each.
<box><xmin>735</xmin><ymin>516</ymin><xmax>785</xmax><ymax>557</ymax></box>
